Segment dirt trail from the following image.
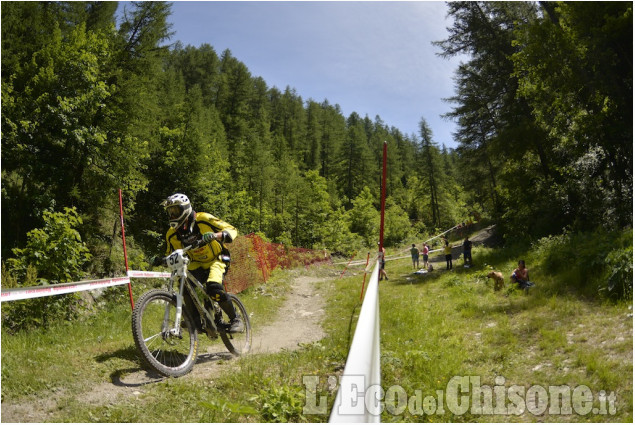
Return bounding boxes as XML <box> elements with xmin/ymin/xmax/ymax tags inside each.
<box><xmin>1</xmin><ymin>275</ymin><xmax>327</xmax><ymax>423</ymax></box>
<box><xmin>250</xmin><ymin>275</ymin><xmax>326</xmax><ymax>353</ymax></box>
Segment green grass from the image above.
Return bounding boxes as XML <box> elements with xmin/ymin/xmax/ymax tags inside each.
<box><xmin>1</xmin><ymin>234</ymin><xmax>632</xmax><ymax>422</ymax></box>
<box><xmin>371</xmin><ymin>243</ymin><xmax>632</xmax><ymax>422</ymax></box>
<box><xmin>1</xmin><ymin>272</ymin><xmax>291</xmax><ymax>405</ymax></box>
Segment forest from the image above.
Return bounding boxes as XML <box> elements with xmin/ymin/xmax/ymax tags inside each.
<box><xmin>1</xmin><ymin>2</ymin><xmax>632</xmax><ymax>284</ymax></box>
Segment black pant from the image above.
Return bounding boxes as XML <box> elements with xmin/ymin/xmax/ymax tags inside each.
<box><xmin>445</xmin><ymin>254</ymin><xmax>453</xmax><ymax>269</ymax></box>
<box><xmin>464</xmin><ymin>251</ymin><xmax>472</xmax><ymax>263</ymax></box>
<box><xmin>189</xmin><ymin>268</ymin><xmax>231</xmax><ymax>303</ymax></box>
<box><xmin>189</xmin><ymin>268</ymin><xmax>236</xmax><ymax>320</ymax></box>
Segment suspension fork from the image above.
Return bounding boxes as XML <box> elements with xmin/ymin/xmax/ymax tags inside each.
<box><xmin>163</xmin><ymin>275</ymin><xmax>187</xmax><ymax>337</ymax></box>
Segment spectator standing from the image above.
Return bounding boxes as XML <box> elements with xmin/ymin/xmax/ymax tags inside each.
<box><xmin>463</xmin><ymin>236</ymin><xmax>473</xmax><ymax>266</ymax></box>
<box><xmin>422</xmin><ymin>243</ymin><xmax>430</xmax><ymax>269</ymax></box>
<box><xmin>410</xmin><ymin>244</ymin><xmax>420</xmax><ymax>269</ymax></box>
<box><xmin>379</xmin><ymin>244</ymin><xmax>389</xmax><ymax>281</ymax></box>
<box><xmin>444</xmin><ymin>241</ymin><xmax>453</xmax><ymax>270</ymax></box>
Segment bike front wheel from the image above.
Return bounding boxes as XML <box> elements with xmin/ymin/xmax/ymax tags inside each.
<box><xmin>218</xmin><ymin>294</ymin><xmax>252</xmax><ymax>356</ymax></box>
<box><xmin>131</xmin><ymin>289</ymin><xmax>198</xmax><ymax>377</ymax></box>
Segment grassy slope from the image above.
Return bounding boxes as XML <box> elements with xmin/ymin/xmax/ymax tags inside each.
<box><xmin>377</xmin><ymin>252</ymin><xmax>632</xmax><ymax>422</ymax></box>
<box><xmin>1</xmin><ymin>235</ymin><xmax>632</xmax><ymax>422</ymax></box>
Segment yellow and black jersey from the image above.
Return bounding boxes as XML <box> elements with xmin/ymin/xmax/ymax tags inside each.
<box><xmin>164</xmin><ymin>212</ymin><xmax>238</xmax><ymax>270</ymax></box>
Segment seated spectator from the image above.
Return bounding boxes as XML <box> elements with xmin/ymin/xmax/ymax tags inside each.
<box><xmin>511</xmin><ymin>260</ymin><xmax>535</xmax><ymax>290</ymax></box>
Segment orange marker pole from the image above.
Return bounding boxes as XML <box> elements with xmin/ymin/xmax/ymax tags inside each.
<box><xmin>339</xmin><ymin>252</ymin><xmax>357</xmax><ymax>279</ymax></box>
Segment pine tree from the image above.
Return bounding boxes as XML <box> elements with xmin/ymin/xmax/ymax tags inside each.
<box><xmin>418</xmin><ymin>118</ymin><xmax>442</xmax><ymax>228</ymax></box>
<box><xmin>336</xmin><ymin>113</ymin><xmax>374</xmax><ymax>208</ymax></box>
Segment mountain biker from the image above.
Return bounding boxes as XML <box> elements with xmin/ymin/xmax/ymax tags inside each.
<box><xmin>155</xmin><ymin>193</ymin><xmax>243</xmax><ymax>333</ymax></box>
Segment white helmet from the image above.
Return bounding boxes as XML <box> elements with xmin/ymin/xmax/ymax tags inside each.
<box><xmin>161</xmin><ymin>193</ymin><xmax>193</xmax><ymax>229</ymax></box>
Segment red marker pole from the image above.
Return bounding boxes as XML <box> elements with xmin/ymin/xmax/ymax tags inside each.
<box><xmin>119</xmin><ymin>189</ymin><xmax>134</xmax><ymax>309</ymax></box>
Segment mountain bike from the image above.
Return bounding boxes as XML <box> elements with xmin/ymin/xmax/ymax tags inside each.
<box><xmin>131</xmin><ymin>240</ymin><xmax>252</xmax><ymax>377</ymax></box>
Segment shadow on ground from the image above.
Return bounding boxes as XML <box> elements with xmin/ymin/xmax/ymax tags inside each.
<box><xmin>95</xmin><ymin>345</ymin><xmax>234</xmax><ymax>387</ymax></box>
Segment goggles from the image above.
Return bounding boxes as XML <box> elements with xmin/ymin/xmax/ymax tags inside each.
<box><xmin>166</xmin><ymin>205</ymin><xmax>182</xmax><ymax>219</ymax></box>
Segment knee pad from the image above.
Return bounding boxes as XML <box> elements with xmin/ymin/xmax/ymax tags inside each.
<box><xmin>206</xmin><ymin>282</ymin><xmax>229</xmax><ymax>302</ymax></box>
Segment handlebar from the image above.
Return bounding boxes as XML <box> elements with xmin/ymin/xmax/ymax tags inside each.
<box><xmin>156</xmin><ymin>238</ymin><xmax>208</xmax><ymax>267</ymax></box>
<box><xmin>182</xmin><ymin>238</ymin><xmax>207</xmax><ymax>252</ymax></box>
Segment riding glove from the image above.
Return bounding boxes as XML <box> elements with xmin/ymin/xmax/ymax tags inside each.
<box><xmin>202</xmin><ymin>232</ymin><xmax>217</xmax><ymax>243</ymax></box>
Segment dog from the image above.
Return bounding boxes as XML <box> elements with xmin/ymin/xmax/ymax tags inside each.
<box><xmin>487</xmin><ymin>271</ymin><xmax>505</xmax><ymax>291</ymax></box>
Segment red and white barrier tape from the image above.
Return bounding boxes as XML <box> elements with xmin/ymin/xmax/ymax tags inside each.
<box><xmin>1</xmin><ymin>270</ymin><xmax>171</xmax><ymax>302</ymax></box>
<box><xmin>127</xmin><ymin>270</ymin><xmax>171</xmax><ymax>278</ymax></box>
<box><xmin>0</xmin><ymin>277</ymin><xmax>131</xmax><ymax>302</ymax></box>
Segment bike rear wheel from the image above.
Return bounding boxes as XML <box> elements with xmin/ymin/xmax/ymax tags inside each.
<box><xmin>131</xmin><ymin>289</ymin><xmax>198</xmax><ymax>377</ymax></box>
<box><xmin>218</xmin><ymin>294</ymin><xmax>252</xmax><ymax>356</ymax></box>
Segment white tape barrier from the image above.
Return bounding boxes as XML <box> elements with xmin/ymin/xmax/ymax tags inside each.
<box><xmin>332</xmin><ymin>258</ymin><xmax>370</xmax><ymax>266</ymax></box>
<box><xmin>333</xmin><ymin>220</ymin><xmax>471</xmax><ymax>266</ymax></box>
<box><xmin>0</xmin><ymin>277</ymin><xmax>131</xmax><ymax>302</ymax></box>
<box><xmin>338</xmin><ymin>246</ymin><xmax>455</xmax><ymax>268</ymax></box>
<box><xmin>390</xmin><ymin>246</ymin><xmax>457</xmax><ymax>261</ymax></box>
<box><xmin>330</xmin><ymin>261</ymin><xmax>381</xmax><ymax>423</ymax></box>
<box><xmin>423</xmin><ymin>224</ymin><xmax>460</xmax><ymax>244</ymax></box>
<box><xmin>0</xmin><ymin>270</ymin><xmax>171</xmax><ymax>302</ymax></box>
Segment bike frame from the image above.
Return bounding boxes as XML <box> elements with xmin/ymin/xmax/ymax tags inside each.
<box><xmin>163</xmin><ymin>246</ymin><xmax>219</xmax><ymax>339</ymax></box>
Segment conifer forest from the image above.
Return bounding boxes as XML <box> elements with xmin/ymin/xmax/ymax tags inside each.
<box><xmin>1</xmin><ymin>1</ymin><xmax>632</xmax><ymax>277</ymax></box>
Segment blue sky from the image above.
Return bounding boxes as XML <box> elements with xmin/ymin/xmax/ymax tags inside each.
<box><xmin>124</xmin><ymin>1</ymin><xmax>466</xmax><ymax>148</ymax></box>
